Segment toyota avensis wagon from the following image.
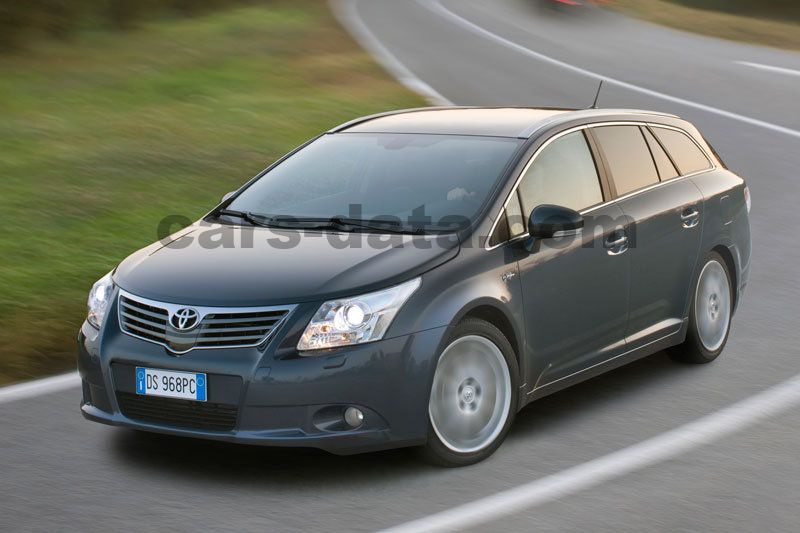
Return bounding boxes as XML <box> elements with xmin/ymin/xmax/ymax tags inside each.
<box><xmin>79</xmin><ymin>107</ymin><xmax>751</xmax><ymax>466</ymax></box>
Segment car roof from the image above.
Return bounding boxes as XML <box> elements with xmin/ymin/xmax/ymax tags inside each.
<box><xmin>331</xmin><ymin>106</ymin><xmax>679</xmax><ymax>138</ymax></box>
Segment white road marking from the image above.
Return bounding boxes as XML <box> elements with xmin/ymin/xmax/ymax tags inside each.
<box><xmin>382</xmin><ymin>373</ymin><xmax>800</xmax><ymax>533</ymax></box>
<box><xmin>736</xmin><ymin>61</ymin><xmax>800</xmax><ymax>78</ymax></box>
<box><xmin>330</xmin><ymin>0</ymin><xmax>453</xmax><ymax>106</ymax></box>
<box><xmin>0</xmin><ymin>371</ymin><xmax>80</xmax><ymax>405</ymax></box>
<box><xmin>418</xmin><ymin>0</ymin><xmax>800</xmax><ymax>139</ymax></box>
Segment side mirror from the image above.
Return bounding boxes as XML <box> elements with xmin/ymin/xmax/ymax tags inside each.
<box><xmin>221</xmin><ymin>191</ymin><xmax>236</xmax><ymax>203</ymax></box>
<box><xmin>524</xmin><ymin>204</ymin><xmax>584</xmax><ymax>251</ymax></box>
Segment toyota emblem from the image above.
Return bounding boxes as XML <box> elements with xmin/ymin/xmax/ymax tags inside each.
<box><xmin>171</xmin><ymin>308</ymin><xmax>199</xmax><ymax>331</ymax></box>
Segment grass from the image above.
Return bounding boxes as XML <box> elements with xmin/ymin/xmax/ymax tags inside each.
<box><xmin>609</xmin><ymin>0</ymin><xmax>800</xmax><ymax>50</ymax></box>
<box><xmin>0</xmin><ymin>0</ymin><xmax>424</xmax><ymax>384</ymax></box>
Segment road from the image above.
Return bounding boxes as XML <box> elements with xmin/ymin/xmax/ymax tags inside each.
<box><xmin>2</xmin><ymin>0</ymin><xmax>800</xmax><ymax>531</ymax></box>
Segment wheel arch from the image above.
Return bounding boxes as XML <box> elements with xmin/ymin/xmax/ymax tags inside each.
<box><xmin>711</xmin><ymin>244</ymin><xmax>738</xmax><ymax>313</ymax></box>
<box><xmin>450</xmin><ymin>299</ymin><xmax>524</xmax><ymax>381</ymax></box>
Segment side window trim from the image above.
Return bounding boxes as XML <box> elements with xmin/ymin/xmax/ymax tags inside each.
<box><xmin>484</xmin><ymin>121</ymin><xmax>716</xmax><ymax>251</ymax></box>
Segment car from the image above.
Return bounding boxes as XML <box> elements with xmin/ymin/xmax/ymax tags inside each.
<box><xmin>79</xmin><ymin>106</ymin><xmax>751</xmax><ymax>466</ymax></box>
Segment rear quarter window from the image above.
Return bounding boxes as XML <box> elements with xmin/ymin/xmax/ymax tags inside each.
<box><xmin>651</xmin><ymin>127</ymin><xmax>712</xmax><ymax>175</ymax></box>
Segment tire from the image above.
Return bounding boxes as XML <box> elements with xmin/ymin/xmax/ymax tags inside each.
<box><xmin>421</xmin><ymin>318</ymin><xmax>519</xmax><ymax>467</ymax></box>
<box><xmin>669</xmin><ymin>251</ymin><xmax>733</xmax><ymax>364</ymax></box>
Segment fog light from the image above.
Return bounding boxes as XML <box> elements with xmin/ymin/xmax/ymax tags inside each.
<box><xmin>344</xmin><ymin>406</ymin><xmax>364</xmax><ymax>428</ymax></box>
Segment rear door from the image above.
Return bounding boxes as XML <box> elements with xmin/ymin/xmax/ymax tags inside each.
<box><xmin>592</xmin><ymin>124</ymin><xmax>705</xmax><ymax>348</ymax></box>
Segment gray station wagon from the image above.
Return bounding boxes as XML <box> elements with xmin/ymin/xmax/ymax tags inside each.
<box><xmin>79</xmin><ymin>107</ymin><xmax>751</xmax><ymax>465</ymax></box>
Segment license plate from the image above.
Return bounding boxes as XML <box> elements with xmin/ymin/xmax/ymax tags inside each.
<box><xmin>135</xmin><ymin>367</ymin><xmax>206</xmax><ymax>402</ymax></box>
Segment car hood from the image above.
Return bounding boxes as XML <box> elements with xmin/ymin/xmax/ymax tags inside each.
<box><xmin>114</xmin><ymin>224</ymin><xmax>459</xmax><ymax>306</ymax></box>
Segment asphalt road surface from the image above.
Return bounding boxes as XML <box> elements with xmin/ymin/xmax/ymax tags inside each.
<box><xmin>3</xmin><ymin>1</ymin><xmax>800</xmax><ymax>531</ymax></box>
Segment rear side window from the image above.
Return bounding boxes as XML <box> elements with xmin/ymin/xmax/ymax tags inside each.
<box><xmin>651</xmin><ymin>127</ymin><xmax>712</xmax><ymax>175</ymax></box>
<box><xmin>643</xmin><ymin>127</ymin><xmax>679</xmax><ymax>181</ymax></box>
<box><xmin>592</xmin><ymin>125</ymin><xmax>659</xmax><ymax>196</ymax></box>
<box><xmin>517</xmin><ymin>131</ymin><xmax>603</xmax><ymax>215</ymax></box>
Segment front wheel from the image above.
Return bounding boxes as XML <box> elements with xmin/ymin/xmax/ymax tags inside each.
<box><xmin>669</xmin><ymin>251</ymin><xmax>733</xmax><ymax>364</ymax></box>
<box><xmin>421</xmin><ymin>318</ymin><xmax>519</xmax><ymax>467</ymax></box>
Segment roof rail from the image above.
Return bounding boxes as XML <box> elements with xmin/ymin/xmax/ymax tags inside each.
<box><xmin>327</xmin><ymin>106</ymin><xmax>580</xmax><ymax>134</ymax></box>
<box><xmin>327</xmin><ymin>106</ymin><xmax>453</xmax><ymax>133</ymax></box>
<box><xmin>517</xmin><ymin>108</ymin><xmax>680</xmax><ymax>138</ymax></box>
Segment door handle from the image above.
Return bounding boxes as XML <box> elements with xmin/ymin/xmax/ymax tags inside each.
<box><xmin>605</xmin><ymin>236</ymin><xmax>628</xmax><ymax>248</ymax></box>
<box><xmin>604</xmin><ymin>233</ymin><xmax>629</xmax><ymax>255</ymax></box>
<box><xmin>681</xmin><ymin>208</ymin><xmax>700</xmax><ymax>228</ymax></box>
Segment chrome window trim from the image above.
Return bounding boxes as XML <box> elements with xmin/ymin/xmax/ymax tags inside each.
<box><xmin>484</xmin><ymin>121</ymin><xmax>717</xmax><ymax>251</ymax></box>
<box><xmin>117</xmin><ymin>289</ymin><xmax>296</xmax><ymax>354</ymax></box>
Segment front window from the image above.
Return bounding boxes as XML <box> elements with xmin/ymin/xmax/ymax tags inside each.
<box><xmin>227</xmin><ymin>133</ymin><xmax>523</xmax><ymax>232</ymax></box>
<box><xmin>516</xmin><ymin>130</ymin><xmax>604</xmax><ymax>216</ymax></box>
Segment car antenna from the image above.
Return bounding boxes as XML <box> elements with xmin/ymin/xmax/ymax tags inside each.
<box><xmin>590</xmin><ymin>80</ymin><xmax>604</xmax><ymax>109</ymax></box>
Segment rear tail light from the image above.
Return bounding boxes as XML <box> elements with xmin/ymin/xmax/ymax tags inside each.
<box><xmin>744</xmin><ymin>186</ymin><xmax>751</xmax><ymax>213</ymax></box>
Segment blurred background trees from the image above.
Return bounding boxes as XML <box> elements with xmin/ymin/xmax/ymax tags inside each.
<box><xmin>669</xmin><ymin>0</ymin><xmax>800</xmax><ymax>21</ymax></box>
<box><xmin>0</xmin><ymin>0</ymin><xmax>256</xmax><ymax>50</ymax></box>
<box><xmin>670</xmin><ymin>0</ymin><xmax>800</xmax><ymax>20</ymax></box>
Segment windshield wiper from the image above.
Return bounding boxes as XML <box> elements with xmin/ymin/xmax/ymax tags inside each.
<box><xmin>215</xmin><ymin>208</ymin><xmax>280</xmax><ymax>228</ymax></box>
<box><xmin>216</xmin><ymin>210</ymin><xmax>426</xmax><ymax>234</ymax></box>
<box><xmin>273</xmin><ymin>216</ymin><xmax>426</xmax><ymax>235</ymax></box>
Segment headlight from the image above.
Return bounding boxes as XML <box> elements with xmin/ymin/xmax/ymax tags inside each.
<box><xmin>744</xmin><ymin>185</ymin><xmax>751</xmax><ymax>213</ymax></box>
<box><xmin>297</xmin><ymin>277</ymin><xmax>421</xmax><ymax>351</ymax></box>
<box><xmin>87</xmin><ymin>271</ymin><xmax>114</xmax><ymax>329</ymax></box>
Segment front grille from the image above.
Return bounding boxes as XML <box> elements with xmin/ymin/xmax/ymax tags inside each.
<box><xmin>118</xmin><ymin>291</ymin><xmax>294</xmax><ymax>353</ymax></box>
<box><xmin>119</xmin><ymin>296</ymin><xmax>169</xmax><ymax>343</ymax></box>
<box><xmin>117</xmin><ymin>392</ymin><xmax>238</xmax><ymax>432</ymax></box>
<box><xmin>196</xmin><ymin>310</ymin><xmax>289</xmax><ymax>348</ymax></box>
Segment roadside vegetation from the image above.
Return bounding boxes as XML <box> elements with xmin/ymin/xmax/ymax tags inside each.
<box><xmin>0</xmin><ymin>0</ymin><xmax>424</xmax><ymax>384</ymax></box>
<box><xmin>610</xmin><ymin>0</ymin><xmax>800</xmax><ymax>50</ymax></box>
<box><xmin>0</xmin><ymin>0</ymin><xmax>257</xmax><ymax>50</ymax></box>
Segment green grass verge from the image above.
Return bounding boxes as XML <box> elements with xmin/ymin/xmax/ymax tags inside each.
<box><xmin>0</xmin><ymin>0</ymin><xmax>424</xmax><ymax>384</ymax></box>
<box><xmin>609</xmin><ymin>0</ymin><xmax>800</xmax><ymax>50</ymax></box>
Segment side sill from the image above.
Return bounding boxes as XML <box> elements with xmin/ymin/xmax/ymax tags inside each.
<box><xmin>524</xmin><ymin>324</ymin><xmax>687</xmax><ymax>405</ymax></box>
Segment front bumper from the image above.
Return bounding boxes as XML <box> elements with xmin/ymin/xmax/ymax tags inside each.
<box><xmin>78</xmin><ymin>314</ymin><xmax>448</xmax><ymax>455</ymax></box>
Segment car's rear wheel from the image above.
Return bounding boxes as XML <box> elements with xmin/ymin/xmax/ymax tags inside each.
<box><xmin>670</xmin><ymin>251</ymin><xmax>733</xmax><ymax>364</ymax></box>
<box><xmin>421</xmin><ymin>318</ymin><xmax>518</xmax><ymax>466</ymax></box>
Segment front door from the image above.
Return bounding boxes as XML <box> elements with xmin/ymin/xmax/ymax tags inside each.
<box><xmin>511</xmin><ymin>130</ymin><xmax>630</xmax><ymax>387</ymax></box>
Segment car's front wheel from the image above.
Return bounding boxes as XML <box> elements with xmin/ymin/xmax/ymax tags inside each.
<box><xmin>421</xmin><ymin>318</ymin><xmax>518</xmax><ymax>466</ymax></box>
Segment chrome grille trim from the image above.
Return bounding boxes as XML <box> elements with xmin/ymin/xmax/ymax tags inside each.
<box><xmin>117</xmin><ymin>289</ymin><xmax>295</xmax><ymax>354</ymax></box>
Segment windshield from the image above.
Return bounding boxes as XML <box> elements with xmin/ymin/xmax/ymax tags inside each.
<box><xmin>226</xmin><ymin>133</ymin><xmax>522</xmax><ymax>231</ymax></box>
